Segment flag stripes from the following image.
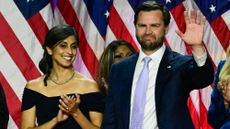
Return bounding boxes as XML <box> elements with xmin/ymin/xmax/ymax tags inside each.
<box><xmin>0</xmin><ymin>72</ymin><xmax>21</xmax><ymax>128</ymax></box>
<box><xmin>0</xmin><ymin>0</ymin><xmax>229</xmax><ymax>129</ymax></box>
<box><xmin>108</xmin><ymin>5</ymin><xmax>139</xmax><ymax>50</ymax></box>
<box><xmin>27</xmin><ymin>12</ymin><xmax>49</xmax><ymax>45</ymax></box>
<box><xmin>0</xmin><ymin>13</ymin><xmax>41</xmax><ymax>81</ymax></box>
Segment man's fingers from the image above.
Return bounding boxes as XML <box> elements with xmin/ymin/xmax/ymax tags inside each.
<box><xmin>196</xmin><ymin>10</ymin><xmax>201</xmax><ymax>25</ymax></box>
<box><xmin>190</xmin><ymin>10</ymin><xmax>195</xmax><ymax>23</ymax></box>
<box><xmin>184</xmin><ymin>11</ymin><xmax>189</xmax><ymax>25</ymax></box>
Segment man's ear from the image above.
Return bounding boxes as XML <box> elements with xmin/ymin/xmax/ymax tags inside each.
<box><xmin>46</xmin><ymin>47</ymin><xmax>52</xmax><ymax>55</ymax></box>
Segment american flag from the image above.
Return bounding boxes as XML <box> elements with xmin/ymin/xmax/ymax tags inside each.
<box><xmin>0</xmin><ymin>0</ymin><xmax>229</xmax><ymax>129</ymax></box>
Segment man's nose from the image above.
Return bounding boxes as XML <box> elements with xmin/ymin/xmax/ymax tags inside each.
<box><xmin>145</xmin><ymin>26</ymin><xmax>153</xmax><ymax>34</ymax></box>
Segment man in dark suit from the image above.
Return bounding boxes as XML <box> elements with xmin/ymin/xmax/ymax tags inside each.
<box><xmin>102</xmin><ymin>1</ymin><xmax>214</xmax><ymax>129</ymax></box>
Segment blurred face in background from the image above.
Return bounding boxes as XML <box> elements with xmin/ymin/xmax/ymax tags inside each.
<box><xmin>113</xmin><ymin>45</ymin><xmax>134</xmax><ymax>63</ymax></box>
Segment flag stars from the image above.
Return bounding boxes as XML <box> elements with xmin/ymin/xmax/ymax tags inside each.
<box><xmin>209</xmin><ymin>4</ymin><xmax>216</xmax><ymax>13</ymax></box>
<box><xmin>104</xmin><ymin>10</ymin><xmax>110</xmax><ymax>18</ymax></box>
<box><xmin>166</xmin><ymin>0</ymin><xmax>172</xmax><ymax>4</ymax></box>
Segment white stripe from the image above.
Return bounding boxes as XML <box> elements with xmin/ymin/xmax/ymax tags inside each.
<box><xmin>74</xmin><ymin>49</ymin><xmax>93</xmax><ymax>79</ymax></box>
<box><xmin>7</xmin><ymin>116</ymin><xmax>18</xmax><ymax>129</ymax></box>
<box><xmin>222</xmin><ymin>9</ymin><xmax>230</xmax><ymax>30</ymax></box>
<box><xmin>69</xmin><ymin>0</ymin><xmax>105</xmax><ymax>59</ymax></box>
<box><xmin>201</xmin><ymin>86</ymin><xmax>213</xmax><ymax>109</ymax></box>
<box><xmin>40</xmin><ymin>3</ymin><xmax>55</xmax><ymax>29</ymax></box>
<box><xmin>189</xmin><ymin>90</ymin><xmax>200</xmax><ymax>117</ymax></box>
<box><xmin>113</xmin><ymin>0</ymin><xmax>139</xmax><ymax>47</ymax></box>
<box><xmin>203</xmin><ymin>23</ymin><xmax>226</xmax><ymax>65</ymax></box>
<box><xmin>105</xmin><ymin>26</ymin><xmax>117</xmax><ymax>47</ymax></box>
<box><xmin>0</xmin><ymin>0</ymin><xmax>44</xmax><ymax>71</ymax></box>
<box><xmin>53</xmin><ymin>7</ymin><xmax>67</xmax><ymax>26</ymax></box>
<box><xmin>0</xmin><ymin>43</ymin><xmax>26</xmax><ymax>100</ymax></box>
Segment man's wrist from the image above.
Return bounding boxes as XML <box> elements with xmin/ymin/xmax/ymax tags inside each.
<box><xmin>191</xmin><ymin>44</ymin><xmax>205</xmax><ymax>56</ymax></box>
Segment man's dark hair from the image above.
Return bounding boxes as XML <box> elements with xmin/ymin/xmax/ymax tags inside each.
<box><xmin>134</xmin><ymin>1</ymin><xmax>171</xmax><ymax>27</ymax></box>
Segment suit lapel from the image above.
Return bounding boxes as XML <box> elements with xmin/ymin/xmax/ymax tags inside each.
<box><xmin>155</xmin><ymin>48</ymin><xmax>175</xmax><ymax>115</ymax></box>
<box><xmin>119</xmin><ymin>53</ymin><xmax>139</xmax><ymax>128</ymax></box>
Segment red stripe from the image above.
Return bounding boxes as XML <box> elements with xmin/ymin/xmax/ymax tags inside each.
<box><xmin>108</xmin><ymin>5</ymin><xmax>139</xmax><ymax>51</ymax></box>
<box><xmin>187</xmin><ymin>97</ymin><xmax>200</xmax><ymax>129</ymax></box>
<box><xmin>57</xmin><ymin>1</ymin><xmax>99</xmax><ymax>79</ymax></box>
<box><xmin>27</xmin><ymin>12</ymin><xmax>49</xmax><ymax>45</ymax></box>
<box><xmin>0</xmin><ymin>13</ymin><xmax>41</xmax><ymax>81</ymax></box>
<box><xmin>210</xmin><ymin>17</ymin><xmax>230</xmax><ymax>51</ymax></box>
<box><xmin>164</xmin><ymin>38</ymin><xmax>170</xmax><ymax>48</ymax></box>
<box><xmin>0</xmin><ymin>72</ymin><xmax>21</xmax><ymax>128</ymax></box>
<box><xmin>199</xmin><ymin>91</ymin><xmax>213</xmax><ymax>129</ymax></box>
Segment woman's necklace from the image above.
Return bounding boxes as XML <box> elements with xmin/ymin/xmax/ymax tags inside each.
<box><xmin>50</xmin><ymin>72</ymin><xmax>75</xmax><ymax>85</ymax></box>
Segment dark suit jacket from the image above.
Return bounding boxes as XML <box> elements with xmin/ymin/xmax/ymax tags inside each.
<box><xmin>208</xmin><ymin>60</ymin><xmax>230</xmax><ymax>129</ymax></box>
<box><xmin>102</xmin><ymin>47</ymin><xmax>214</xmax><ymax>129</ymax></box>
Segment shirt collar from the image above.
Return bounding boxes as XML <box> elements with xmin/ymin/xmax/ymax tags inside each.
<box><xmin>138</xmin><ymin>44</ymin><xmax>166</xmax><ymax>63</ymax></box>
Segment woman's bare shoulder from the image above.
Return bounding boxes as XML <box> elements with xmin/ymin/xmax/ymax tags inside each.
<box><xmin>26</xmin><ymin>76</ymin><xmax>45</xmax><ymax>91</ymax></box>
<box><xmin>74</xmin><ymin>72</ymin><xmax>99</xmax><ymax>93</ymax></box>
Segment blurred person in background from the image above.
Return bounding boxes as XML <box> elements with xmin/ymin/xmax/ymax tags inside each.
<box><xmin>208</xmin><ymin>43</ymin><xmax>230</xmax><ymax>129</ymax></box>
<box><xmin>97</xmin><ymin>39</ymin><xmax>136</xmax><ymax>93</ymax></box>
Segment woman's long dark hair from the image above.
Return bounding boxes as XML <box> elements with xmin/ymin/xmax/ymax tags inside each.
<box><xmin>39</xmin><ymin>24</ymin><xmax>78</xmax><ymax>86</ymax></box>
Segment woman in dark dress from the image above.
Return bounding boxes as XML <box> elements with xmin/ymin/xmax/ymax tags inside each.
<box><xmin>21</xmin><ymin>24</ymin><xmax>105</xmax><ymax>129</ymax></box>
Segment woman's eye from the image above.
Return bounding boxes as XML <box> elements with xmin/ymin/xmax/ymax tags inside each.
<box><xmin>71</xmin><ymin>45</ymin><xmax>77</xmax><ymax>49</ymax></box>
<box><xmin>59</xmin><ymin>44</ymin><xmax>67</xmax><ymax>48</ymax></box>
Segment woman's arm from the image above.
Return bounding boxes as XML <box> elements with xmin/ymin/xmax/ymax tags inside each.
<box><xmin>21</xmin><ymin>106</ymin><xmax>69</xmax><ymax>129</ymax></box>
<box><xmin>71</xmin><ymin>109</ymin><xmax>103</xmax><ymax>129</ymax></box>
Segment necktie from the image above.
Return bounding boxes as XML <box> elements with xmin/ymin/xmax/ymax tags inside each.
<box><xmin>130</xmin><ymin>57</ymin><xmax>151</xmax><ymax>129</ymax></box>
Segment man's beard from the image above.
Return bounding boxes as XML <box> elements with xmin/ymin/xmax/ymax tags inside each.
<box><xmin>137</xmin><ymin>35</ymin><xmax>164</xmax><ymax>51</ymax></box>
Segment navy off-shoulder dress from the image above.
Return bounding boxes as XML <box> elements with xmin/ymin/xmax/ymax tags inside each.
<box><xmin>21</xmin><ymin>88</ymin><xmax>105</xmax><ymax>129</ymax></box>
